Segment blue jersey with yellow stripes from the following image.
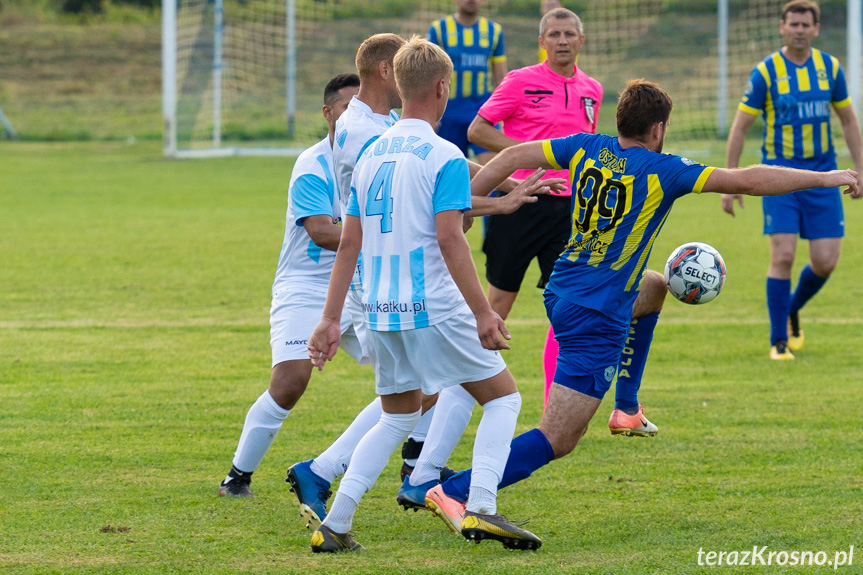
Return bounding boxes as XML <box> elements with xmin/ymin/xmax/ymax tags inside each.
<box><xmin>428</xmin><ymin>15</ymin><xmax>505</xmax><ymax>114</ymax></box>
<box><xmin>543</xmin><ymin>133</ymin><xmax>714</xmax><ymax>322</ymax></box>
<box><xmin>740</xmin><ymin>48</ymin><xmax>851</xmax><ymax>170</ymax></box>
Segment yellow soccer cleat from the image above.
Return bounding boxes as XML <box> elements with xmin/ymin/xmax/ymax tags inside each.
<box><xmin>788</xmin><ymin>312</ymin><xmax>804</xmax><ymax>351</ymax></box>
<box><xmin>460</xmin><ymin>511</ymin><xmax>542</xmax><ymax>551</ymax></box>
<box><xmin>769</xmin><ymin>341</ymin><xmax>795</xmax><ymax>360</ymax></box>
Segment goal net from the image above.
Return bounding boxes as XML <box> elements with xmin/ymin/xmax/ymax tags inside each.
<box><xmin>162</xmin><ymin>0</ymin><xmax>858</xmax><ymax>157</ymax></box>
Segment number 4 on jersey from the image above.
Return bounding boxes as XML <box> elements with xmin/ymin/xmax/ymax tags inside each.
<box><xmin>365</xmin><ymin>161</ymin><xmax>395</xmax><ymax>233</ymax></box>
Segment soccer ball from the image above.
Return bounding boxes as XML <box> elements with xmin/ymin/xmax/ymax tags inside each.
<box><xmin>664</xmin><ymin>242</ymin><xmax>726</xmax><ymax>304</ymax></box>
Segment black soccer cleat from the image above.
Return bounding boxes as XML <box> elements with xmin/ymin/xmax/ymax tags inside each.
<box><xmin>218</xmin><ymin>467</ymin><xmax>254</xmax><ymax>498</ymax></box>
<box><xmin>310</xmin><ymin>524</ymin><xmax>364</xmax><ymax>553</ymax></box>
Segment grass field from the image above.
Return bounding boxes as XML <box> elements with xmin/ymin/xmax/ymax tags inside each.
<box><xmin>2</xmin><ymin>139</ymin><xmax>862</xmax><ymax>574</ymax></box>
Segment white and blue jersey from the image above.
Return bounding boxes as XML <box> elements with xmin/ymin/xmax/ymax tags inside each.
<box><xmin>273</xmin><ymin>136</ymin><xmax>340</xmax><ymax>292</ymax></box>
<box><xmin>333</xmin><ymin>96</ymin><xmax>400</xmax><ymax>289</ymax></box>
<box><xmin>347</xmin><ymin>118</ymin><xmax>472</xmax><ymax>331</ymax></box>
<box><xmin>334</xmin><ymin>96</ymin><xmax>401</xmax><ymax>208</ymax></box>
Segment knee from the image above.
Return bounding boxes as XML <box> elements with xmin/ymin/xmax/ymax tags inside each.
<box><xmin>540</xmin><ymin>421</ymin><xmax>588</xmax><ymax>458</ymax></box>
<box><xmin>770</xmin><ymin>248</ymin><xmax>796</xmax><ymax>271</ymax></box>
<box><xmin>268</xmin><ymin>368</ymin><xmax>310</xmax><ymax>409</ymax></box>
<box><xmin>634</xmin><ymin>270</ymin><xmax>667</xmax><ymax>316</ymax></box>
<box><xmin>809</xmin><ymin>258</ymin><xmax>837</xmax><ymax>278</ymax></box>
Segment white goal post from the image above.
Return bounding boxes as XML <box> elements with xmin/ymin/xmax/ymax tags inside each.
<box><xmin>162</xmin><ymin>0</ymin><xmax>303</xmax><ymax>158</ymax></box>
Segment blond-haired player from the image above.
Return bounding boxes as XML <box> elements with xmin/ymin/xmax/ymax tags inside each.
<box><xmin>306</xmin><ymin>37</ymin><xmax>542</xmax><ymax>553</ymax></box>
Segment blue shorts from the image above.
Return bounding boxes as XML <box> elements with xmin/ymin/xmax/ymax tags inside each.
<box><xmin>437</xmin><ymin>104</ymin><xmax>490</xmax><ymax>158</ymax></box>
<box><xmin>762</xmin><ymin>187</ymin><xmax>844</xmax><ymax>239</ymax></box>
<box><xmin>544</xmin><ymin>291</ymin><xmax>629</xmax><ymax>400</ymax></box>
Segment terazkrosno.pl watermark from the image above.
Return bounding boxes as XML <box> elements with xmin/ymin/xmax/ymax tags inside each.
<box><xmin>697</xmin><ymin>546</ymin><xmax>854</xmax><ymax>569</ymax></box>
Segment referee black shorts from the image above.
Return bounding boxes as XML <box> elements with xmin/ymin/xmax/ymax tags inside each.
<box><xmin>482</xmin><ymin>194</ymin><xmax>571</xmax><ymax>292</ymax></box>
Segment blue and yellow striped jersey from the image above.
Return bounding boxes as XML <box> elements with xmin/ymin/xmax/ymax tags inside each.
<box><xmin>428</xmin><ymin>15</ymin><xmax>505</xmax><ymax>109</ymax></box>
<box><xmin>740</xmin><ymin>48</ymin><xmax>851</xmax><ymax>170</ymax></box>
<box><xmin>542</xmin><ymin>133</ymin><xmax>714</xmax><ymax>322</ymax></box>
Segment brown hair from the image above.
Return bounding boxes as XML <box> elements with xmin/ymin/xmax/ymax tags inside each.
<box><xmin>355</xmin><ymin>33</ymin><xmax>406</xmax><ymax>80</ymax></box>
<box><xmin>616</xmin><ymin>79</ymin><xmax>673</xmax><ymax>140</ymax></box>
<box><xmin>781</xmin><ymin>0</ymin><xmax>819</xmax><ymax>24</ymax></box>
<box><xmin>393</xmin><ymin>36</ymin><xmax>453</xmax><ymax>101</ymax></box>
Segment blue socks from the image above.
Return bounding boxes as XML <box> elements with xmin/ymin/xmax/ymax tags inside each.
<box><xmin>615</xmin><ymin>311</ymin><xmax>660</xmax><ymax>414</ymax></box>
<box><xmin>768</xmin><ymin>266</ymin><xmax>830</xmax><ymax>344</ymax></box>
<box><xmin>790</xmin><ymin>264</ymin><xmax>828</xmax><ymax>315</ymax></box>
<box><xmin>766</xmin><ymin>277</ymin><xmax>792</xmax><ymax>345</ymax></box>
<box><xmin>441</xmin><ymin>428</ymin><xmax>555</xmax><ymax>503</ymax></box>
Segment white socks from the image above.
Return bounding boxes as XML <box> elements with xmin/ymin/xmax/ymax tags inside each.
<box><xmin>231</xmin><ymin>390</ymin><xmax>290</xmax><ymax>473</ymax></box>
<box><xmin>466</xmin><ymin>392</ymin><xmax>521</xmax><ymax>515</ymax></box>
<box><xmin>310</xmin><ymin>397</ymin><xmax>383</xmax><ymax>483</ymax></box>
<box><xmin>322</xmin><ymin>409</ymin><xmax>421</xmax><ymax>533</ymax></box>
<box><xmin>409</xmin><ymin>385</ymin><xmax>475</xmax><ymax>486</ymax></box>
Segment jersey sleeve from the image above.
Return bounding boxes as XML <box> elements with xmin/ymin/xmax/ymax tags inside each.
<box><xmin>491</xmin><ymin>22</ymin><xmax>506</xmax><ymax>64</ymax></box>
<box><xmin>660</xmin><ymin>155</ymin><xmax>716</xmax><ymax>198</ymax></box>
<box><xmin>543</xmin><ymin>134</ymin><xmax>585</xmax><ymax>171</ymax></box>
<box><xmin>739</xmin><ymin>63</ymin><xmax>768</xmax><ymax>116</ymax></box>
<box><xmin>346</xmin><ymin>184</ymin><xmax>360</xmax><ymax>218</ymax></box>
<box><xmin>290</xmin><ymin>174</ymin><xmax>333</xmax><ymax>226</ymax></box>
<box><xmin>477</xmin><ymin>70</ymin><xmax>519</xmax><ymax>125</ymax></box>
<box><xmin>831</xmin><ymin>61</ymin><xmax>852</xmax><ymax>108</ymax></box>
<box><xmin>428</xmin><ymin>21</ymin><xmax>440</xmax><ymax>45</ymax></box>
<box><xmin>433</xmin><ymin>157</ymin><xmax>471</xmax><ymax>213</ymax></box>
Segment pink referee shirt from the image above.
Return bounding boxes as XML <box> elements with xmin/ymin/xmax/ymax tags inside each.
<box><xmin>477</xmin><ymin>61</ymin><xmax>603</xmax><ymax>195</ymax></box>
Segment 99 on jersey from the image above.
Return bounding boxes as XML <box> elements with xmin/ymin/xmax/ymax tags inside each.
<box><xmin>565</xmin><ymin>160</ymin><xmax>633</xmax><ymax>262</ymax></box>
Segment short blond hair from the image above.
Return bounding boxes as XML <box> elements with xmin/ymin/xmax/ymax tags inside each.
<box><xmin>355</xmin><ymin>33</ymin><xmax>406</xmax><ymax>80</ymax></box>
<box><xmin>393</xmin><ymin>36</ymin><xmax>453</xmax><ymax>101</ymax></box>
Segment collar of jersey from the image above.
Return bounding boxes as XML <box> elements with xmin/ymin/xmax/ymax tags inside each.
<box><xmin>350</xmin><ymin>95</ymin><xmax>398</xmax><ymax>123</ymax></box>
<box><xmin>539</xmin><ymin>60</ymin><xmax>582</xmax><ymax>83</ymax></box>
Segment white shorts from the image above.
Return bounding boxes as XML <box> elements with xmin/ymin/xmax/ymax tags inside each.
<box><xmin>367</xmin><ymin>307</ymin><xmax>507</xmax><ymax>396</ymax></box>
<box><xmin>270</xmin><ymin>285</ymin><xmax>369</xmax><ymax>367</ymax></box>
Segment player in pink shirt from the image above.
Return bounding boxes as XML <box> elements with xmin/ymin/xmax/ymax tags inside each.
<box><xmin>469</xmin><ymin>7</ymin><xmax>666</xmax><ymax>437</ymax></box>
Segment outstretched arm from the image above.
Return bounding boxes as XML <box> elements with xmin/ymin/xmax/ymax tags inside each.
<box><xmin>471</xmin><ymin>141</ymin><xmax>555</xmax><ymax>198</ymax></box>
<box><xmin>703</xmin><ymin>165</ymin><xmax>859</xmax><ymax>197</ymax></box>
<box><xmin>466</xmin><ymin>169</ymin><xmax>565</xmax><ymax>216</ymax></box>
<box><xmin>722</xmin><ymin>109</ymin><xmax>758</xmax><ymax>216</ymax></box>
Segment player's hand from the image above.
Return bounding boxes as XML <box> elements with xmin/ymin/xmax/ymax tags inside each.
<box><xmin>475</xmin><ymin>308</ymin><xmax>511</xmax><ymax>351</ymax></box>
<box><xmin>497</xmin><ymin>169</ymin><xmax>566</xmax><ymax>215</ymax></box>
<box><xmin>307</xmin><ymin>318</ymin><xmax>341</xmax><ymax>370</ymax></box>
<box><xmin>497</xmin><ymin>176</ymin><xmax>522</xmax><ymax>193</ymax></box>
<box><xmin>462</xmin><ymin>214</ymin><xmax>474</xmax><ymax>234</ymax></box>
<box><xmin>824</xmin><ymin>169</ymin><xmax>861</xmax><ymax>198</ymax></box>
<box><xmin>548</xmin><ymin>181</ymin><xmax>568</xmax><ymax>194</ymax></box>
<box><xmin>850</xmin><ymin>169</ymin><xmax>861</xmax><ymax>198</ymax></box>
<box><xmin>721</xmin><ymin>194</ymin><xmax>744</xmax><ymax>216</ymax></box>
